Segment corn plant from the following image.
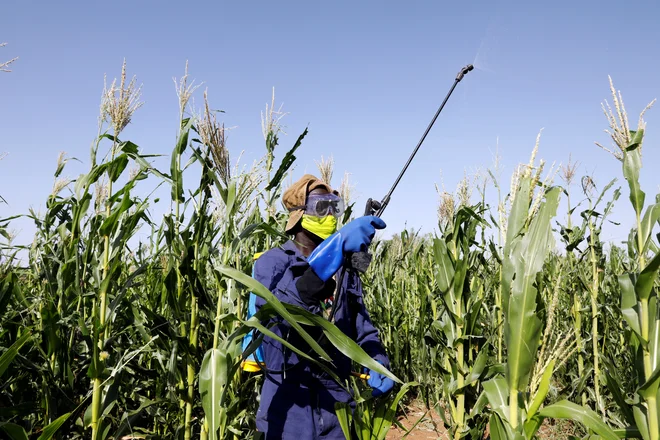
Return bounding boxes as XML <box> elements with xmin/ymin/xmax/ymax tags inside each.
<box><xmin>335</xmin><ymin>380</ymin><xmax>415</xmax><ymax>440</ymax></box>
<box><xmin>597</xmin><ymin>81</ymin><xmax>660</xmax><ymax>440</ymax></box>
<box><xmin>430</xmin><ymin>203</ymin><xmax>492</xmax><ymax>439</ymax></box>
<box><xmin>482</xmin><ymin>172</ymin><xmax>619</xmax><ymax>439</ymax></box>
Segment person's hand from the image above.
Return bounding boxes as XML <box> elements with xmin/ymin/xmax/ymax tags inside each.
<box><xmin>340</xmin><ymin>216</ymin><xmax>386</xmax><ymax>253</ymax></box>
<box><xmin>367</xmin><ymin>364</ymin><xmax>394</xmax><ymax>397</ymax></box>
<box><xmin>307</xmin><ymin>216</ymin><xmax>386</xmax><ymax>281</ymax></box>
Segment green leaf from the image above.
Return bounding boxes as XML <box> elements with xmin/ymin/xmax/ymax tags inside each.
<box><xmin>483</xmin><ymin>377</ymin><xmax>509</xmax><ymax>422</ymax></box>
<box><xmin>374</xmin><ymin>382</ymin><xmax>416</xmax><ymax>440</ymax></box>
<box><xmin>488</xmin><ymin>413</ymin><xmax>512</xmax><ymax>440</ymax></box>
<box><xmin>603</xmin><ymin>359</ymin><xmax>636</xmax><ymax>426</ymax></box>
<box><xmin>120</xmin><ymin>141</ymin><xmax>171</xmax><ymax>181</ymax></box>
<box><xmin>265</xmin><ymin>128</ymin><xmax>308</xmax><ymax>191</ymax></box>
<box><xmin>217</xmin><ymin>265</ymin><xmax>332</xmax><ymax>362</ymax></box>
<box><xmin>506</xmin><ymin>186</ymin><xmax>560</xmax><ymax>393</ymax></box>
<box><xmin>334</xmin><ymin>402</ymin><xmax>353</xmax><ymax>440</ymax></box>
<box><xmin>635</xmin><ymin>251</ymin><xmax>660</xmax><ymax>302</ymax></box>
<box><xmin>107</xmin><ymin>154</ymin><xmax>129</xmax><ymax>182</ymax></box>
<box><xmin>0</xmin><ymin>272</ymin><xmax>21</xmax><ymax>319</ymax></box>
<box><xmin>638</xmin><ymin>364</ymin><xmax>660</xmax><ymax>401</ymax></box>
<box><xmin>285</xmin><ymin>306</ymin><xmax>401</xmax><ymax>383</ymax></box>
<box><xmin>226</xmin><ymin>180</ymin><xmax>237</xmax><ymax>217</ymax></box>
<box><xmin>37</xmin><ymin>412</ymin><xmax>71</xmax><ymax>440</ymax></box>
<box><xmin>623</xmin><ymin>146</ymin><xmax>645</xmax><ymax>216</ymax></box>
<box><xmin>640</xmin><ymin>203</ymin><xmax>660</xmax><ymax>253</ymax></box>
<box><xmin>433</xmin><ymin>238</ymin><xmax>455</xmax><ymax>294</ymax></box>
<box><xmin>538</xmin><ymin>401</ymin><xmax>618</xmax><ymax>440</ymax></box>
<box><xmin>633</xmin><ymin>403</ymin><xmax>650</xmax><ymax>440</ymax></box>
<box><xmin>527</xmin><ymin>359</ymin><xmax>555</xmax><ymax>419</ymax></box>
<box><xmin>171</xmin><ymin>118</ymin><xmax>193</xmax><ymax>203</ymax></box>
<box><xmin>113</xmin><ymin>400</ymin><xmax>158</xmax><ymax>439</ymax></box>
<box><xmin>0</xmin><ymin>332</ymin><xmax>31</xmax><ymax>378</ymax></box>
<box><xmin>464</xmin><ymin>346</ymin><xmax>489</xmax><ymax>387</ymax></box>
<box><xmin>0</xmin><ymin>423</ymin><xmax>28</xmax><ymax>440</ymax></box>
<box><xmin>501</xmin><ymin>179</ymin><xmax>531</xmax><ymax>317</ymax></box>
<box><xmin>619</xmin><ymin>274</ymin><xmax>642</xmax><ymax>337</ymax></box>
<box><xmin>199</xmin><ymin>348</ymin><xmax>230</xmax><ymax>440</ymax></box>
<box><xmin>99</xmin><ymin>190</ymin><xmax>134</xmax><ymax>236</ymax></box>
<box><xmin>613</xmin><ymin>427</ymin><xmax>642</xmax><ymax>439</ymax></box>
<box><xmin>240</xmin><ymin>314</ymin><xmax>342</xmax><ymax>383</ymax></box>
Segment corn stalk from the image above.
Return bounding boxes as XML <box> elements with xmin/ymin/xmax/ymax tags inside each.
<box><xmin>613</xmin><ymin>130</ymin><xmax>660</xmax><ymax>440</ymax></box>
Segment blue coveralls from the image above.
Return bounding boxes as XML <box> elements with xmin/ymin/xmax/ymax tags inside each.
<box><xmin>253</xmin><ymin>240</ymin><xmax>389</xmax><ymax>439</ymax></box>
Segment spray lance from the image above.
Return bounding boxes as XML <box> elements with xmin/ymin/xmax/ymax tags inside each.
<box><xmin>347</xmin><ymin>63</ymin><xmax>474</xmax><ymax>274</ymax></box>
<box><xmin>344</xmin><ymin>64</ymin><xmax>474</xmax><ymax>383</ymax></box>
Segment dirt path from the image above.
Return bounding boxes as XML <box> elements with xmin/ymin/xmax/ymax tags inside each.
<box><xmin>383</xmin><ymin>400</ymin><xmax>579</xmax><ymax>439</ymax></box>
<box><xmin>385</xmin><ymin>401</ymin><xmax>449</xmax><ymax>440</ymax></box>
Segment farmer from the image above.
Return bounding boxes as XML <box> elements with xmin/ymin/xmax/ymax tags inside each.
<box><xmin>253</xmin><ymin>174</ymin><xmax>393</xmax><ymax>439</ymax></box>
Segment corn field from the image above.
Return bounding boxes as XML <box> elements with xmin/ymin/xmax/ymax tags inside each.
<box><xmin>1</xmin><ymin>62</ymin><xmax>660</xmax><ymax>440</ymax></box>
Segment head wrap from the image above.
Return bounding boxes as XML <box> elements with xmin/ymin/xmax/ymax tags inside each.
<box><xmin>283</xmin><ymin>174</ymin><xmax>339</xmax><ymax>233</ymax></box>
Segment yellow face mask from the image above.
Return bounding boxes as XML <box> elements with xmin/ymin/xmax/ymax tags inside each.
<box><xmin>301</xmin><ymin>214</ymin><xmax>338</xmax><ymax>240</ymax></box>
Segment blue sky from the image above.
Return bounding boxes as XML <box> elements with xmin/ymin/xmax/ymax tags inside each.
<box><xmin>1</xmin><ymin>0</ymin><xmax>659</xmax><ymax>254</ymax></box>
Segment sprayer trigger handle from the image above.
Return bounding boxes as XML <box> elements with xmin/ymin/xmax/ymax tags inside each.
<box><xmin>350</xmin><ymin>251</ymin><xmax>373</xmax><ymax>273</ymax></box>
<box><xmin>364</xmin><ymin>198</ymin><xmax>382</xmax><ymax>216</ymax></box>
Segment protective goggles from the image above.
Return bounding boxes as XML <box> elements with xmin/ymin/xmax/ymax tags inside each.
<box><xmin>291</xmin><ymin>193</ymin><xmax>345</xmax><ymax>218</ymax></box>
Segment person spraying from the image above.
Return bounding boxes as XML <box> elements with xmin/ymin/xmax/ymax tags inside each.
<box><xmin>250</xmin><ymin>174</ymin><xmax>393</xmax><ymax>439</ymax></box>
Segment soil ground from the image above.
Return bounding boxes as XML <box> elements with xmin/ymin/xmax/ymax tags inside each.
<box><xmin>384</xmin><ymin>399</ymin><xmax>581</xmax><ymax>440</ymax></box>
<box><xmin>385</xmin><ymin>400</ymin><xmax>449</xmax><ymax>440</ymax></box>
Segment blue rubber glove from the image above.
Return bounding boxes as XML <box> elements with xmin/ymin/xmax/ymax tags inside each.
<box><xmin>307</xmin><ymin>216</ymin><xmax>386</xmax><ymax>282</ymax></box>
<box><xmin>367</xmin><ymin>363</ymin><xmax>394</xmax><ymax>397</ymax></box>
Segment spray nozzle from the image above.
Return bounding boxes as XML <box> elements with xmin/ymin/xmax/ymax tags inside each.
<box><xmin>456</xmin><ymin>64</ymin><xmax>474</xmax><ymax>82</ymax></box>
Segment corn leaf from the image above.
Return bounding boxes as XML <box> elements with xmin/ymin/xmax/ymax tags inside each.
<box><xmin>0</xmin><ymin>332</ymin><xmax>31</xmax><ymax>379</ymax></box>
<box><xmin>603</xmin><ymin>359</ymin><xmax>636</xmax><ymax>426</ymax></box>
<box><xmin>506</xmin><ymin>186</ymin><xmax>560</xmax><ymax>393</ymax></box>
<box><xmin>501</xmin><ymin>179</ymin><xmax>531</xmax><ymax>317</ymax></box>
<box><xmin>527</xmin><ymin>359</ymin><xmax>555</xmax><ymax>420</ymax></box>
<box><xmin>483</xmin><ymin>377</ymin><xmax>509</xmax><ymax>423</ymax></box>
<box><xmin>107</xmin><ymin>153</ymin><xmax>129</xmax><ymax>182</ymax></box>
<box><xmin>199</xmin><ymin>348</ymin><xmax>230</xmax><ymax>440</ymax></box>
<box><xmin>488</xmin><ymin>413</ymin><xmax>513</xmax><ymax>440</ymax></box>
<box><xmin>285</xmin><ymin>306</ymin><xmax>401</xmax><ymax>383</ymax></box>
<box><xmin>538</xmin><ymin>401</ymin><xmax>618</xmax><ymax>440</ymax></box>
<box><xmin>170</xmin><ymin>118</ymin><xmax>193</xmax><ymax>203</ymax></box>
<box><xmin>619</xmin><ymin>273</ymin><xmax>642</xmax><ymax>338</ymax></box>
<box><xmin>622</xmin><ymin>138</ymin><xmax>645</xmax><ymax>217</ymax></box>
<box><xmin>640</xmin><ymin>203</ymin><xmax>660</xmax><ymax>253</ymax></box>
<box><xmin>265</xmin><ymin>128</ymin><xmax>308</xmax><ymax>192</ymax></box>
<box><xmin>373</xmin><ymin>382</ymin><xmax>416</xmax><ymax>440</ymax></box>
<box><xmin>464</xmin><ymin>346</ymin><xmax>489</xmax><ymax>387</ymax></box>
<box><xmin>239</xmin><ymin>315</ymin><xmax>342</xmax><ymax>384</ymax></box>
<box><xmin>433</xmin><ymin>238</ymin><xmax>454</xmax><ymax>294</ymax></box>
<box><xmin>217</xmin><ymin>265</ymin><xmax>332</xmax><ymax>362</ymax></box>
<box><xmin>334</xmin><ymin>402</ymin><xmax>353</xmax><ymax>440</ymax></box>
<box><xmin>99</xmin><ymin>191</ymin><xmax>134</xmax><ymax>236</ymax></box>
<box><xmin>638</xmin><ymin>362</ymin><xmax>660</xmax><ymax>400</ymax></box>
<box><xmin>0</xmin><ymin>272</ymin><xmax>21</xmax><ymax>319</ymax></box>
<box><xmin>633</xmin><ymin>403</ymin><xmax>651</xmax><ymax>440</ymax></box>
<box><xmin>635</xmin><ymin>251</ymin><xmax>660</xmax><ymax>301</ymax></box>
<box><xmin>613</xmin><ymin>427</ymin><xmax>642</xmax><ymax>439</ymax></box>
<box><xmin>0</xmin><ymin>423</ymin><xmax>28</xmax><ymax>440</ymax></box>
<box><xmin>37</xmin><ymin>412</ymin><xmax>71</xmax><ymax>440</ymax></box>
